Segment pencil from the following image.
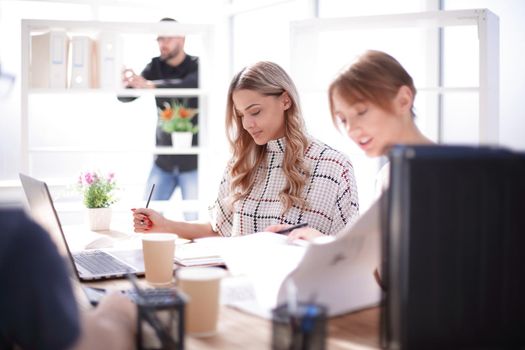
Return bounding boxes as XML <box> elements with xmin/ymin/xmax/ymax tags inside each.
<box><xmin>276</xmin><ymin>222</ymin><xmax>308</xmax><ymax>234</ymax></box>
<box><xmin>145</xmin><ymin>183</ymin><xmax>155</xmax><ymax>208</ymax></box>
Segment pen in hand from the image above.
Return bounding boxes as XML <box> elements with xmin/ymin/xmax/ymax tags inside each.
<box><xmin>276</xmin><ymin>222</ymin><xmax>308</xmax><ymax>234</ymax></box>
<box><xmin>140</xmin><ymin>184</ymin><xmax>155</xmax><ymax>226</ymax></box>
<box><xmin>145</xmin><ymin>183</ymin><xmax>155</xmax><ymax>209</ymax></box>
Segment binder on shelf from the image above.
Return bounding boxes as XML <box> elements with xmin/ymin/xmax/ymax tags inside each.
<box><xmin>30</xmin><ymin>30</ymin><xmax>68</xmax><ymax>88</ymax></box>
<box><xmin>69</xmin><ymin>36</ymin><xmax>95</xmax><ymax>88</ymax></box>
<box><xmin>93</xmin><ymin>33</ymin><xmax>119</xmax><ymax>89</ymax></box>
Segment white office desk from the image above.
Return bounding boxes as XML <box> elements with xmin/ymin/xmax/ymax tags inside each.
<box><xmin>75</xmin><ymin>277</ymin><xmax>380</xmax><ymax>350</ymax></box>
<box><xmin>66</xmin><ymin>208</ymin><xmax>380</xmax><ymax>349</ymax></box>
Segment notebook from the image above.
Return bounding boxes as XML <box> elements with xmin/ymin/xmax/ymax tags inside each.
<box><xmin>174</xmin><ymin>238</ymin><xmax>224</xmax><ymax>267</ymax></box>
<box><xmin>19</xmin><ymin>173</ymin><xmax>145</xmax><ymax>281</ymax></box>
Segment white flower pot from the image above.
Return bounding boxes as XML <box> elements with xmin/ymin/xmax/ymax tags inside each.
<box><xmin>171</xmin><ymin>132</ymin><xmax>193</xmax><ymax>149</ymax></box>
<box><xmin>86</xmin><ymin>207</ymin><xmax>112</xmax><ymax>231</ymax></box>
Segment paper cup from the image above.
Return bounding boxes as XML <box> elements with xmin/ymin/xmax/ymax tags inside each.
<box><xmin>142</xmin><ymin>234</ymin><xmax>176</xmax><ymax>286</ymax></box>
<box><xmin>177</xmin><ymin>267</ymin><xmax>226</xmax><ymax>336</ymax></box>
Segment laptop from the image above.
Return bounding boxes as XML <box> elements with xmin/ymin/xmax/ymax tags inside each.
<box><xmin>19</xmin><ymin>173</ymin><xmax>145</xmax><ymax>281</ymax></box>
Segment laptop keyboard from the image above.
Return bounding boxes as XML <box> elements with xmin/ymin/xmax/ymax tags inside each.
<box><xmin>74</xmin><ymin>250</ymin><xmax>132</xmax><ymax>275</ymax></box>
<box><xmin>83</xmin><ymin>286</ymin><xmax>179</xmax><ymax>307</ymax></box>
<box><xmin>125</xmin><ymin>288</ymin><xmax>179</xmax><ymax>306</ymax></box>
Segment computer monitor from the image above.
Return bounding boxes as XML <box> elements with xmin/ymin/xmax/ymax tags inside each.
<box><xmin>382</xmin><ymin>145</ymin><xmax>525</xmax><ymax>349</ymax></box>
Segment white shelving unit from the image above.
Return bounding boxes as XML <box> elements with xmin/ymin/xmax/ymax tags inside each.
<box><xmin>20</xmin><ymin>19</ymin><xmax>216</xmax><ymax>219</ymax></box>
<box><xmin>290</xmin><ymin>8</ymin><xmax>499</xmax><ymax>145</ymax></box>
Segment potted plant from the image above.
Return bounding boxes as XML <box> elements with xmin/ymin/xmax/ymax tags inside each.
<box><xmin>77</xmin><ymin>171</ymin><xmax>118</xmax><ymax>231</ymax></box>
<box><xmin>158</xmin><ymin>101</ymin><xmax>198</xmax><ymax>149</ymax></box>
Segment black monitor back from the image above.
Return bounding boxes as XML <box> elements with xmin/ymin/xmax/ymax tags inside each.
<box><xmin>382</xmin><ymin>145</ymin><xmax>525</xmax><ymax>350</ymax></box>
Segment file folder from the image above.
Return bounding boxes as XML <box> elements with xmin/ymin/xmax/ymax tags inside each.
<box><xmin>30</xmin><ymin>30</ymin><xmax>68</xmax><ymax>88</ymax></box>
<box><xmin>70</xmin><ymin>35</ymin><xmax>94</xmax><ymax>88</ymax></box>
<box><xmin>94</xmin><ymin>32</ymin><xmax>119</xmax><ymax>89</ymax></box>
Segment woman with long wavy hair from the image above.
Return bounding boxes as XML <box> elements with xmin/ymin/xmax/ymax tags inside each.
<box><xmin>132</xmin><ymin>61</ymin><xmax>359</xmax><ymax>238</ymax></box>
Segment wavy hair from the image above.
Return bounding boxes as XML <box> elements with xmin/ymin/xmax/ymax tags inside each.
<box><xmin>225</xmin><ymin>61</ymin><xmax>310</xmax><ymax>212</ymax></box>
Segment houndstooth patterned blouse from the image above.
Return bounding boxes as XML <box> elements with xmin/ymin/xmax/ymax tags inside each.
<box><xmin>209</xmin><ymin>137</ymin><xmax>359</xmax><ymax>236</ymax></box>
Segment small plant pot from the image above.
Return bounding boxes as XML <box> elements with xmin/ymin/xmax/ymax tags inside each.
<box><xmin>86</xmin><ymin>207</ymin><xmax>112</xmax><ymax>231</ymax></box>
<box><xmin>171</xmin><ymin>132</ymin><xmax>193</xmax><ymax>149</ymax></box>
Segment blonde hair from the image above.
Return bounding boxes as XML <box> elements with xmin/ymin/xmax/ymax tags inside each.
<box><xmin>328</xmin><ymin>50</ymin><xmax>417</xmax><ymax>126</ymax></box>
<box><xmin>225</xmin><ymin>61</ymin><xmax>310</xmax><ymax>212</ymax></box>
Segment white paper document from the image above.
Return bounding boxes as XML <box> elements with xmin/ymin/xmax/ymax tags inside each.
<box><xmin>218</xmin><ymin>232</ymin><xmax>307</xmax><ymax>318</ymax></box>
<box><xmin>220</xmin><ymin>199</ymin><xmax>382</xmax><ymax>318</ymax></box>
<box><xmin>174</xmin><ymin>241</ymin><xmax>224</xmax><ymax>267</ymax></box>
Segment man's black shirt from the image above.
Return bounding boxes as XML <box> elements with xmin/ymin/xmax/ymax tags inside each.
<box><xmin>119</xmin><ymin>54</ymin><xmax>199</xmax><ymax>172</ymax></box>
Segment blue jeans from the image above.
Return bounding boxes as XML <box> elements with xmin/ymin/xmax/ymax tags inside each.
<box><xmin>144</xmin><ymin>164</ymin><xmax>198</xmax><ymax>220</ymax></box>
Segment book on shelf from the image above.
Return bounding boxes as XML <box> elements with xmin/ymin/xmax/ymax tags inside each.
<box><xmin>30</xmin><ymin>30</ymin><xmax>68</xmax><ymax>88</ymax></box>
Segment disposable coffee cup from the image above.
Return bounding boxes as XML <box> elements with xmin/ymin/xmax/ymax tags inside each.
<box><xmin>176</xmin><ymin>267</ymin><xmax>226</xmax><ymax>337</ymax></box>
<box><xmin>142</xmin><ymin>234</ymin><xmax>176</xmax><ymax>286</ymax></box>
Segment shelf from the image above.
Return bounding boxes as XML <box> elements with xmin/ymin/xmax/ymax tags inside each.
<box><xmin>30</xmin><ymin>86</ymin><xmax>480</xmax><ymax>96</ymax></box>
<box><xmin>20</xmin><ymin>18</ymin><xmax>217</xmax><ymax>222</ymax></box>
<box><xmin>291</xmin><ymin>9</ymin><xmax>490</xmax><ymax>32</ymax></box>
<box><xmin>291</xmin><ymin>9</ymin><xmax>499</xmax><ymax>144</ymax></box>
<box><xmin>27</xmin><ymin>88</ymin><xmax>208</xmax><ymax>97</ymax></box>
<box><xmin>24</xmin><ymin>19</ymin><xmax>212</xmax><ymax>36</ymax></box>
<box><xmin>54</xmin><ymin>199</ymin><xmax>201</xmax><ymax>213</ymax></box>
<box><xmin>298</xmin><ymin>86</ymin><xmax>480</xmax><ymax>94</ymax></box>
<box><xmin>28</xmin><ymin>146</ymin><xmax>204</xmax><ymax>155</ymax></box>
<box><xmin>11</xmin><ymin>176</ymin><xmax>153</xmax><ymax>189</ymax></box>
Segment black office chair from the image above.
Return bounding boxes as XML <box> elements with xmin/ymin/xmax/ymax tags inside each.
<box><xmin>382</xmin><ymin>145</ymin><xmax>525</xmax><ymax>350</ymax></box>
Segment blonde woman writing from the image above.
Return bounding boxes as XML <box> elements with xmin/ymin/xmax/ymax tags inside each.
<box><xmin>133</xmin><ymin>61</ymin><xmax>359</xmax><ymax>238</ymax></box>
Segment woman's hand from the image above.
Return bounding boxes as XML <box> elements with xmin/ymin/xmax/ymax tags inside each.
<box><xmin>131</xmin><ymin>208</ymin><xmax>170</xmax><ymax>233</ymax></box>
<box><xmin>264</xmin><ymin>224</ymin><xmax>324</xmax><ymax>242</ymax></box>
<box><xmin>287</xmin><ymin>227</ymin><xmax>323</xmax><ymax>242</ymax></box>
<box><xmin>264</xmin><ymin>223</ymin><xmax>290</xmax><ymax>233</ymax></box>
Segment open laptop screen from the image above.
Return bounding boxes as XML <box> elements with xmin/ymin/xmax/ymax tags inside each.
<box><xmin>20</xmin><ymin>173</ymin><xmax>146</xmax><ymax>282</ymax></box>
<box><xmin>19</xmin><ymin>173</ymin><xmax>72</xmax><ymax>259</ymax></box>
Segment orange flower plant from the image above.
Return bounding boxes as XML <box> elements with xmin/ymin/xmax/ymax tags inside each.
<box><xmin>158</xmin><ymin>101</ymin><xmax>198</xmax><ymax>134</ymax></box>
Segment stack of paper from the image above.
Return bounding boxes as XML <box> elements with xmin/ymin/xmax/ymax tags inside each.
<box><xmin>219</xmin><ymin>199</ymin><xmax>382</xmax><ymax>319</ymax></box>
<box><xmin>174</xmin><ymin>241</ymin><xmax>224</xmax><ymax>267</ymax></box>
<box><xmin>172</xmin><ymin>203</ymin><xmax>382</xmax><ymax>319</ymax></box>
